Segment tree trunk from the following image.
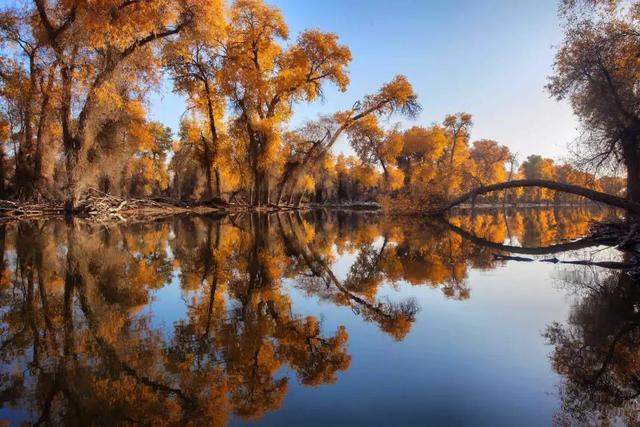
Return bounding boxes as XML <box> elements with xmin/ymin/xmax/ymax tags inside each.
<box><xmin>337</xmin><ymin>173</ymin><xmax>347</xmax><ymax>202</ymax></box>
<box><xmin>434</xmin><ymin>179</ymin><xmax>640</xmax><ymax>215</ymax></box>
<box><xmin>623</xmin><ymin>135</ymin><xmax>640</xmax><ymax>204</ymax></box>
<box><xmin>16</xmin><ymin>54</ymin><xmax>37</xmax><ymax>194</ymax></box>
<box><xmin>203</xmin><ymin>83</ymin><xmax>220</xmax><ymax>199</ymax></box>
<box><xmin>34</xmin><ymin>68</ymin><xmax>55</xmax><ymax>193</ymax></box>
<box><xmin>215</xmin><ymin>168</ymin><xmax>221</xmax><ymax>198</ymax></box>
<box><xmin>0</xmin><ymin>145</ymin><xmax>5</xmax><ymax>199</ymax></box>
<box><xmin>60</xmin><ymin>64</ymin><xmax>78</xmax><ymax>211</ymax></box>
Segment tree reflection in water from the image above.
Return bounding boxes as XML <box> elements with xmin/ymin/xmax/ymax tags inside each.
<box><xmin>0</xmin><ymin>207</ymin><xmax>625</xmax><ymax>425</ymax></box>
<box><xmin>546</xmin><ymin>265</ymin><xmax>640</xmax><ymax>426</ymax></box>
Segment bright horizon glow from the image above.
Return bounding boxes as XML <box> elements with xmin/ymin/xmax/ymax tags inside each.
<box><xmin>148</xmin><ymin>0</ymin><xmax>578</xmax><ymax>163</ymax></box>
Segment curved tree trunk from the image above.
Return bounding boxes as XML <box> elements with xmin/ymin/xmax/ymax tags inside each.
<box><xmin>433</xmin><ymin>179</ymin><xmax>640</xmax><ymax>215</ymax></box>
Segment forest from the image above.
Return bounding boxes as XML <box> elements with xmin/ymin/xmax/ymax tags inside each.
<box><xmin>0</xmin><ymin>0</ymin><xmax>636</xmax><ymax>216</ymax></box>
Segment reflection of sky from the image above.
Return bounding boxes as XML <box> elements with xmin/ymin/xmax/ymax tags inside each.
<box><xmin>229</xmin><ymin>244</ymin><xmax>576</xmax><ymax>427</ymax></box>
<box><xmin>142</xmin><ymin>269</ymin><xmax>188</xmax><ymax>340</ymax></box>
<box><xmin>141</xmin><ymin>240</ymin><xmax>187</xmax><ymax>339</ymax></box>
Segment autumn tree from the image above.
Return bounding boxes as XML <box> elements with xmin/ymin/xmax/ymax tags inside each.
<box><xmin>548</xmin><ymin>0</ymin><xmax>640</xmax><ymax>202</ymax></box>
<box><xmin>554</xmin><ymin>162</ymin><xmax>601</xmax><ymax>203</ymax></box>
<box><xmin>469</xmin><ymin>139</ymin><xmax>511</xmax><ymax>185</ymax></box>
<box><xmin>0</xmin><ymin>7</ymin><xmax>58</xmax><ymax>198</ymax></box>
<box><xmin>277</xmin><ymin>75</ymin><xmax>420</xmax><ymax>205</ymax></box>
<box><xmin>347</xmin><ymin>116</ymin><xmax>405</xmax><ymax>191</ymax></box>
<box><xmin>442</xmin><ymin>112</ymin><xmax>473</xmax><ymax>197</ymax></box>
<box><xmin>124</xmin><ymin>121</ymin><xmax>172</xmax><ymax>197</ymax></box>
<box><xmin>219</xmin><ymin>0</ymin><xmax>352</xmax><ymax>206</ymax></box>
<box><xmin>31</xmin><ymin>0</ymin><xmax>213</xmax><ymax>209</ymax></box>
<box><xmin>519</xmin><ymin>154</ymin><xmax>557</xmax><ymax>202</ymax></box>
<box><xmin>164</xmin><ymin>8</ymin><xmax>226</xmax><ymax>199</ymax></box>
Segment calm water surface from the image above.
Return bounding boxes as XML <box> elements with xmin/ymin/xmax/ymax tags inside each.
<box><xmin>0</xmin><ymin>208</ymin><xmax>636</xmax><ymax>426</ymax></box>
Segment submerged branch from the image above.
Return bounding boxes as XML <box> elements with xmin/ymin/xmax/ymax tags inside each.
<box><xmin>439</xmin><ymin>219</ymin><xmax>602</xmax><ymax>255</ymax></box>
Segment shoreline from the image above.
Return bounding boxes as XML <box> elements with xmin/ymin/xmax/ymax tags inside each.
<box><xmin>0</xmin><ymin>198</ymin><xmax>620</xmax><ymax>222</ymax></box>
<box><xmin>1</xmin><ymin>197</ymin><xmax>638</xmax><ymax>269</ymax></box>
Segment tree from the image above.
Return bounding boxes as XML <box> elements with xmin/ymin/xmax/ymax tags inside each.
<box><xmin>390</xmin><ymin>124</ymin><xmax>450</xmax><ymax>208</ymax></box>
<box><xmin>32</xmin><ymin>0</ymin><xmax>209</xmax><ymax>209</ymax></box>
<box><xmin>548</xmin><ymin>0</ymin><xmax>640</xmax><ymax>202</ymax></box>
<box><xmin>519</xmin><ymin>155</ymin><xmax>557</xmax><ymax>202</ymax></box>
<box><xmin>124</xmin><ymin>121</ymin><xmax>172</xmax><ymax>197</ymax></box>
<box><xmin>0</xmin><ymin>8</ymin><xmax>58</xmax><ymax>198</ymax></box>
<box><xmin>468</xmin><ymin>139</ymin><xmax>512</xmax><ymax>203</ymax></box>
<box><xmin>276</xmin><ymin>75</ymin><xmax>420</xmax><ymax>204</ymax></box>
<box><xmin>219</xmin><ymin>0</ymin><xmax>352</xmax><ymax>206</ymax></box>
<box><xmin>469</xmin><ymin>139</ymin><xmax>511</xmax><ymax>185</ymax></box>
<box><xmin>437</xmin><ymin>112</ymin><xmax>474</xmax><ymax>199</ymax></box>
<box><xmin>164</xmin><ymin>8</ymin><xmax>226</xmax><ymax>198</ymax></box>
<box><xmin>347</xmin><ymin>116</ymin><xmax>404</xmax><ymax>190</ymax></box>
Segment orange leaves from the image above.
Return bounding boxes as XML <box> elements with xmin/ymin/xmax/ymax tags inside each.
<box><xmin>216</xmin><ymin>1</ymin><xmax>354</xmax><ymax>202</ymax></box>
<box><xmin>386</xmin><ymin>167</ymin><xmax>404</xmax><ymax>190</ymax></box>
<box><xmin>402</xmin><ymin>126</ymin><xmax>447</xmax><ymax>161</ymax></box>
<box><xmin>363</xmin><ymin>75</ymin><xmax>421</xmax><ymax>118</ymax></box>
<box><xmin>331</xmin><ymin>75</ymin><xmax>420</xmax><ymax>131</ymax></box>
<box><xmin>469</xmin><ymin>139</ymin><xmax>511</xmax><ymax>185</ymax></box>
<box><xmin>0</xmin><ymin>119</ymin><xmax>8</xmax><ymax>141</ymax></box>
<box><xmin>300</xmin><ymin>174</ymin><xmax>315</xmax><ymax>192</ymax></box>
<box><xmin>277</xmin><ymin>29</ymin><xmax>352</xmax><ymax>100</ymax></box>
<box><xmin>75</xmin><ymin>0</ymin><xmax>184</xmax><ymax>51</ymax></box>
<box><xmin>519</xmin><ymin>155</ymin><xmax>557</xmax><ymax>202</ymax></box>
<box><xmin>2</xmin><ymin>0</ymin><xmax>425</xmax><ymax>204</ymax></box>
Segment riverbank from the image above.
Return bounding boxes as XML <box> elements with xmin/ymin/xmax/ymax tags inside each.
<box><xmin>0</xmin><ymin>196</ymin><xmax>386</xmax><ymax>222</ymax></box>
<box><xmin>0</xmin><ymin>196</ymin><xmax>627</xmax><ymax>221</ymax></box>
<box><xmin>2</xmin><ymin>196</ymin><xmax>639</xmax><ymax>272</ymax></box>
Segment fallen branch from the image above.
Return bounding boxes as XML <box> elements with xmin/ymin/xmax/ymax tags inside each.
<box><xmin>432</xmin><ymin>179</ymin><xmax>640</xmax><ymax>214</ymax></box>
<box><xmin>494</xmin><ymin>253</ymin><xmax>636</xmax><ymax>269</ymax></box>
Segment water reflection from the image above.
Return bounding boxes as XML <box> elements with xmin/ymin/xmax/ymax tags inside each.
<box><xmin>546</xmin><ymin>265</ymin><xmax>640</xmax><ymax>426</ymax></box>
<box><xmin>0</xmin><ymin>207</ymin><xmax>630</xmax><ymax>425</ymax></box>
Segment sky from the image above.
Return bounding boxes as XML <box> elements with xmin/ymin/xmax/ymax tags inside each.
<box><xmin>21</xmin><ymin>0</ymin><xmax>577</xmax><ymax>161</ymax></box>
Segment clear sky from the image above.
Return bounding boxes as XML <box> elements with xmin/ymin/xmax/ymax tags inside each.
<box><xmin>5</xmin><ymin>0</ymin><xmax>575</xmax><ymax>161</ymax></box>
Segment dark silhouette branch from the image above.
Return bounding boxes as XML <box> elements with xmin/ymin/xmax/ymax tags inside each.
<box><xmin>439</xmin><ymin>218</ymin><xmax>602</xmax><ymax>255</ymax></box>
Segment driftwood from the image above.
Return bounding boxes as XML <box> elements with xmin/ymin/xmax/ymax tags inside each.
<box><xmin>0</xmin><ymin>195</ymin><xmax>217</xmax><ymax>222</ymax></box>
<box><xmin>432</xmin><ymin>179</ymin><xmax>640</xmax><ymax>214</ymax></box>
<box><xmin>494</xmin><ymin>254</ymin><xmax>637</xmax><ymax>270</ymax></box>
<box><xmin>0</xmin><ymin>200</ymin><xmax>65</xmax><ymax>220</ymax></box>
<box><xmin>0</xmin><ymin>193</ymin><xmax>317</xmax><ymax>222</ymax></box>
<box><xmin>493</xmin><ymin>254</ymin><xmax>535</xmax><ymax>262</ymax></box>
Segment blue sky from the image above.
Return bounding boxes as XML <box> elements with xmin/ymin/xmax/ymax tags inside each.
<box><xmin>150</xmin><ymin>0</ymin><xmax>577</xmax><ymax>160</ymax></box>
